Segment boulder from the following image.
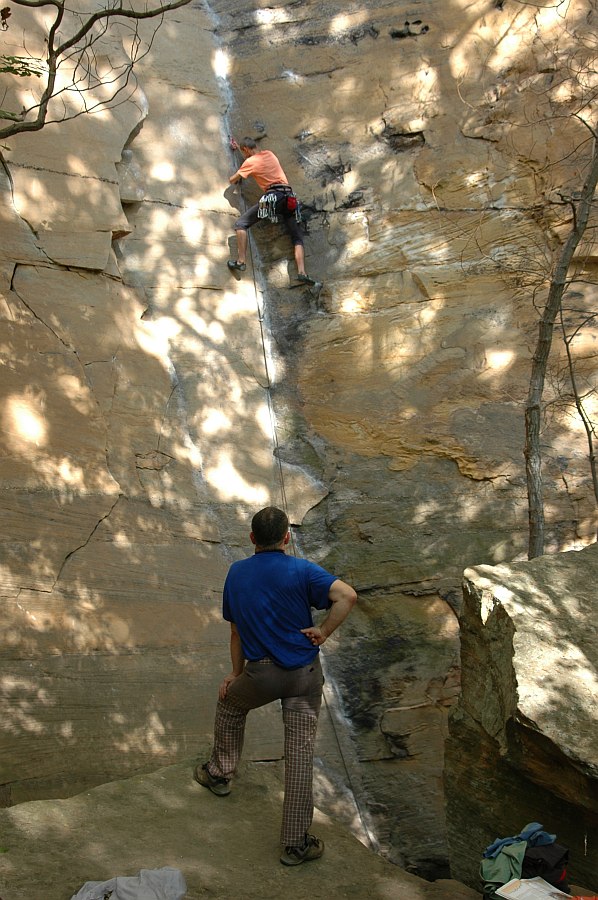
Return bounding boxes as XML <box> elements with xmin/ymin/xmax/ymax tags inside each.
<box><xmin>445</xmin><ymin>544</ymin><xmax>598</xmax><ymax>892</ymax></box>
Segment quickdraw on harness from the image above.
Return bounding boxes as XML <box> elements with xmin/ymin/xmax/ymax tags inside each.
<box><xmin>258</xmin><ymin>182</ymin><xmax>301</xmax><ymax>224</ymax></box>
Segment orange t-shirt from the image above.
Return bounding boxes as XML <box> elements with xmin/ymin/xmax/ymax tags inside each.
<box><xmin>236</xmin><ymin>150</ymin><xmax>289</xmax><ymax>191</ymax></box>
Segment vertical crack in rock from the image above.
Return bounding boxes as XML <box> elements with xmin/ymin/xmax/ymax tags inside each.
<box><xmin>156</xmin><ymin>382</ymin><xmax>178</xmax><ymax>456</ymax></box>
<box><xmin>201</xmin><ymin>0</ymin><xmax>383</xmax><ymax>857</ymax></box>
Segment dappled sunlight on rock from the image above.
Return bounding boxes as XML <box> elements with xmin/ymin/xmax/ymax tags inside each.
<box><xmin>1</xmin><ymin>3</ymin><xmax>597</xmax><ymax>892</ymax></box>
<box><xmin>212</xmin><ymin>47</ymin><xmax>230</xmax><ymax>79</ymax></box>
<box><xmin>135</xmin><ymin>314</ymin><xmax>181</xmax><ymax>361</ymax></box>
<box><xmin>254</xmin><ymin>403</ymin><xmax>275</xmax><ymax>440</ymax></box>
<box><xmin>3</xmin><ymin>393</ymin><xmax>48</xmax><ymax>450</ymax></box>
<box><xmin>172</xmin><ymin>298</ymin><xmax>226</xmax><ymax>344</ymax></box>
<box><xmin>0</xmin><ymin>0</ymin><xmax>298</xmax><ymax>806</ymax></box>
<box><xmin>0</xmin><ymin>759</ymin><xmax>482</xmax><ymax>899</ymax></box>
<box><xmin>339</xmin><ymin>292</ymin><xmax>366</xmax><ymax>314</ymax></box>
<box><xmin>329</xmin><ymin>10</ymin><xmax>369</xmax><ymax>34</ymax></box>
<box><xmin>114</xmin><ymin>711</ymin><xmax>176</xmax><ymax>756</ymax></box>
<box><xmin>206</xmin><ymin>450</ymin><xmax>271</xmax><ymax>505</ymax></box>
<box><xmin>150</xmin><ymin>160</ymin><xmax>175</xmax><ymax>182</ymax></box>
<box><xmin>216</xmin><ymin>285</ymin><xmax>261</xmax><ymax>320</ymax></box>
<box><xmin>201</xmin><ymin>408</ymin><xmax>231</xmax><ymax>437</ymax></box>
<box><xmin>1</xmin><ymin>677</ymin><xmax>52</xmax><ymax>735</ymax></box>
<box><xmin>482</xmin><ymin>349</ymin><xmax>515</xmax><ymax>374</ymax></box>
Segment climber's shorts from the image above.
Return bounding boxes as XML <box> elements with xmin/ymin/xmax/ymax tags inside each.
<box><xmin>234</xmin><ymin>200</ymin><xmax>304</xmax><ymax>246</ymax></box>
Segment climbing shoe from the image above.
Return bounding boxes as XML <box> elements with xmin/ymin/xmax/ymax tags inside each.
<box><xmin>280</xmin><ymin>833</ymin><xmax>324</xmax><ymax>866</ymax></box>
<box><xmin>227</xmin><ymin>260</ymin><xmax>246</xmax><ymax>272</ymax></box>
<box><xmin>193</xmin><ymin>763</ymin><xmax>231</xmax><ymax>796</ymax></box>
<box><xmin>296</xmin><ymin>273</ymin><xmax>316</xmax><ymax>285</ymax></box>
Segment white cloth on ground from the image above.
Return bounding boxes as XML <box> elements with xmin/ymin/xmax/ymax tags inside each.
<box><xmin>70</xmin><ymin>866</ymin><xmax>187</xmax><ymax>900</ymax></box>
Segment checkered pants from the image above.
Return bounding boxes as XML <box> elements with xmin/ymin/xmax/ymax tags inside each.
<box><xmin>206</xmin><ymin>656</ymin><xmax>323</xmax><ymax>846</ymax></box>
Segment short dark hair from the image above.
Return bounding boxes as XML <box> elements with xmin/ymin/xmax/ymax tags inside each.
<box><xmin>240</xmin><ymin>137</ymin><xmax>258</xmax><ymax>150</ymax></box>
<box><xmin>251</xmin><ymin>506</ymin><xmax>289</xmax><ymax>548</ymax></box>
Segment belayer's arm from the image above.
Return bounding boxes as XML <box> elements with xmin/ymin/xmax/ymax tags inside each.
<box><xmin>219</xmin><ymin>622</ymin><xmax>245</xmax><ymax>699</ymax></box>
<box><xmin>301</xmin><ymin>579</ymin><xmax>357</xmax><ymax>646</ymax></box>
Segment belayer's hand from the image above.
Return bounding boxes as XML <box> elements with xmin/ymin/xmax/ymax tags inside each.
<box><xmin>301</xmin><ymin>625</ymin><xmax>327</xmax><ymax>646</ymax></box>
<box><xmin>219</xmin><ymin>673</ymin><xmax>238</xmax><ymax>700</ymax></box>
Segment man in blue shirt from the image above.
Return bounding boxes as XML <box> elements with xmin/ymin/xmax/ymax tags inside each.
<box><xmin>194</xmin><ymin>506</ymin><xmax>357</xmax><ymax>866</ymax></box>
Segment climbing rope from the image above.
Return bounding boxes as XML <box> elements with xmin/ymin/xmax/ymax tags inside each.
<box><xmin>230</xmin><ymin>145</ymin><xmax>297</xmax><ymax>556</ymax></box>
<box><xmin>228</xmin><ymin>145</ymin><xmax>380</xmax><ymax>851</ymax></box>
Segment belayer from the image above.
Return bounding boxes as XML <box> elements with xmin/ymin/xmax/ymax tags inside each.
<box><xmin>227</xmin><ymin>137</ymin><xmax>318</xmax><ymax>286</ymax></box>
<box><xmin>194</xmin><ymin>506</ymin><xmax>356</xmax><ymax>866</ymax></box>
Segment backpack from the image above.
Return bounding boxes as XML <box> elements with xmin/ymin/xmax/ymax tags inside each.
<box><xmin>521</xmin><ymin>843</ymin><xmax>569</xmax><ymax>892</ymax></box>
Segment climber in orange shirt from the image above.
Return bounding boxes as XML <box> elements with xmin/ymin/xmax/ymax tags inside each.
<box><xmin>227</xmin><ymin>137</ymin><xmax>317</xmax><ymax>285</ymax></box>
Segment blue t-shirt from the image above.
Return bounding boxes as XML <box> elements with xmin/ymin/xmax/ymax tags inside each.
<box><xmin>223</xmin><ymin>550</ymin><xmax>336</xmax><ymax>668</ymax></box>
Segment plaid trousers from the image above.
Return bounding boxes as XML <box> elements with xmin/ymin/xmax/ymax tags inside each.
<box><xmin>206</xmin><ymin>656</ymin><xmax>323</xmax><ymax>846</ymax></box>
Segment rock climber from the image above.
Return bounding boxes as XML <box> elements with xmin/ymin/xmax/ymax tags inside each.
<box><xmin>194</xmin><ymin>505</ymin><xmax>357</xmax><ymax>866</ymax></box>
<box><xmin>227</xmin><ymin>137</ymin><xmax>318</xmax><ymax>285</ymax></box>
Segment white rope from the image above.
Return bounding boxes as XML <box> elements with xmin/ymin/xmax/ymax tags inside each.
<box><xmin>233</xmin><ymin>162</ymin><xmax>297</xmax><ymax>557</ymax></box>
<box><xmin>234</xmin><ymin>154</ymin><xmax>377</xmax><ymax>853</ymax></box>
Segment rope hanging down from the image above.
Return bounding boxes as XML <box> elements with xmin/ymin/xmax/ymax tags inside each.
<box><xmin>231</xmin><ymin>146</ymin><xmax>296</xmax><ymax>556</ymax></box>
<box><xmin>229</xmin><ymin>146</ymin><xmax>379</xmax><ymax>850</ymax></box>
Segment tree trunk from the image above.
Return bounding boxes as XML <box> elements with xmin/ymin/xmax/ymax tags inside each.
<box><xmin>525</xmin><ymin>132</ymin><xmax>598</xmax><ymax>558</ymax></box>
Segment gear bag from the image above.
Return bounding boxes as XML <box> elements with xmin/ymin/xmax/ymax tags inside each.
<box><xmin>521</xmin><ymin>843</ymin><xmax>569</xmax><ymax>892</ymax></box>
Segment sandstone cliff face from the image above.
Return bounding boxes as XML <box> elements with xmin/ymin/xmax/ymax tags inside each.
<box><xmin>445</xmin><ymin>544</ymin><xmax>598</xmax><ymax>891</ymax></box>
<box><xmin>1</xmin><ymin>1</ymin><xmax>327</xmax><ymax>808</ymax></box>
<box><xmin>0</xmin><ymin>0</ymin><xmax>596</xmax><ymax>882</ymax></box>
<box><xmin>207</xmin><ymin>0</ymin><xmax>597</xmax><ymax>875</ymax></box>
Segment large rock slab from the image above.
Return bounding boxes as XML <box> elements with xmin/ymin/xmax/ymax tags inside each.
<box><xmin>0</xmin><ymin>759</ymin><xmax>481</xmax><ymax>900</ymax></box>
<box><xmin>445</xmin><ymin>544</ymin><xmax>598</xmax><ymax>891</ymax></box>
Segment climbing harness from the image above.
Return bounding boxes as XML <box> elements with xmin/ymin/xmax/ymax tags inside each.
<box><xmin>258</xmin><ymin>183</ymin><xmax>301</xmax><ymax>224</ymax></box>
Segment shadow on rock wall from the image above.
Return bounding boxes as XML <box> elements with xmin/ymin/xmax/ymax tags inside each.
<box><xmin>208</xmin><ymin>0</ymin><xmax>598</xmax><ymax>877</ymax></box>
<box><xmin>0</xmin><ymin>1</ymin><xmax>319</xmax><ymax>808</ymax></box>
<box><xmin>1</xmin><ymin>0</ymin><xmax>597</xmax><ymax>887</ymax></box>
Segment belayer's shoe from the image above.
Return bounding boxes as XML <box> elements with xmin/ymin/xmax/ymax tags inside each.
<box><xmin>296</xmin><ymin>273</ymin><xmax>316</xmax><ymax>285</ymax></box>
<box><xmin>193</xmin><ymin>763</ymin><xmax>231</xmax><ymax>796</ymax></box>
<box><xmin>280</xmin><ymin>833</ymin><xmax>324</xmax><ymax>866</ymax></box>
<box><xmin>227</xmin><ymin>260</ymin><xmax>246</xmax><ymax>272</ymax></box>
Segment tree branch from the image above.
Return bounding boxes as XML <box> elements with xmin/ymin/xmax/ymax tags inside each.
<box><xmin>0</xmin><ymin>0</ymin><xmax>192</xmax><ymax>139</ymax></box>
